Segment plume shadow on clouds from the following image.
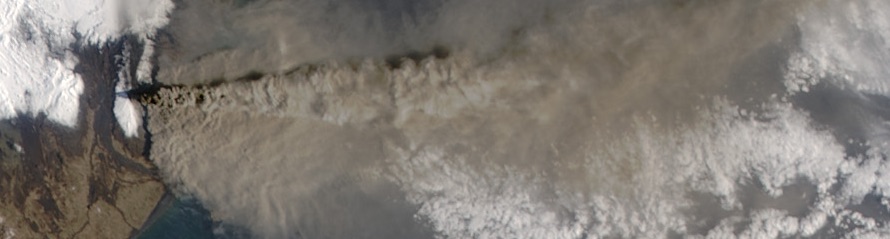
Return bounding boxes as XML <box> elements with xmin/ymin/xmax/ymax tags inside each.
<box><xmin>143</xmin><ymin>0</ymin><xmax>890</xmax><ymax>238</ymax></box>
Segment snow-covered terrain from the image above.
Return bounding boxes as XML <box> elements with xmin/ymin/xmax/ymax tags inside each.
<box><xmin>6</xmin><ymin>0</ymin><xmax>890</xmax><ymax>238</ymax></box>
<box><xmin>0</xmin><ymin>0</ymin><xmax>172</xmax><ymax>135</ymax></box>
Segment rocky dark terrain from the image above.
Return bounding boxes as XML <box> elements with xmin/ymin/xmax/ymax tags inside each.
<box><xmin>0</xmin><ymin>39</ymin><xmax>165</xmax><ymax>239</ymax></box>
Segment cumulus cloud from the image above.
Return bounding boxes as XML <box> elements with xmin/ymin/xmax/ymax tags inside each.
<box><xmin>147</xmin><ymin>0</ymin><xmax>890</xmax><ymax>238</ymax></box>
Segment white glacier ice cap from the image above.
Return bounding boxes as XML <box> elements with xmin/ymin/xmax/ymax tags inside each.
<box><xmin>0</xmin><ymin>0</ymin><xmax>173</xmax><ymax>128</ymax></box>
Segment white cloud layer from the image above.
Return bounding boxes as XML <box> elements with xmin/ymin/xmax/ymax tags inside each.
<box><xmin>0</xmin><ymin>0</ymin><xmax>172</xmax><ymax>129</ymax></box>
<box><xmin>148</xmin><ymin>0</ymin><xmax>890</xmax><ymax>238</ymax></box>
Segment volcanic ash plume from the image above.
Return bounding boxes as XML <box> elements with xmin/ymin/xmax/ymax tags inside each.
<box><xmin>148</xmin><ymin>0</ymin><xmax>890</xmax><ymax>238</ymax></box>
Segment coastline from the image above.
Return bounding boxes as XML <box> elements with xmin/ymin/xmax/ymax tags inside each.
<box><xmin>130</xmin><ymin>191</ymin><xmax>176</xmax><ymax>238</ymax></box>
<box><xmin>0</xmin><ymin>36</ymin><xmax>166</xmax><ymax>238</ymax></box>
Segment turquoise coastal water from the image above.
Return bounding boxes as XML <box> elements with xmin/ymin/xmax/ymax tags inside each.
<box><xmin>138</xmin><ymin>198</ymin><xmax>216</xmax><ymax>239</ymax></box>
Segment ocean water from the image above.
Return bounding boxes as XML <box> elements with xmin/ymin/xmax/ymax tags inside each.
<box><xmin>5</xmin><ymin>0</ymin><xmax>890</xmax><ymax>238</ymax></box>
<box><xmin>138</xmin><ymin>197</ymin><xmax>217</xmax><ymax>239</ymax></box>
<box><xmin>144</xmin><ymin>0</ymin><xmax>890</xmax><ymax>238</ymax></box>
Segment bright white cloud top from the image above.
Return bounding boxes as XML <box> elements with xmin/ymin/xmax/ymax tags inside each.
<box><xmin>146</xmin><ymin>1</ymin><xmax>890</xmax><ymax>238</ymax></box>
<box><xmin>0</xmin><ymin>0</ymin><xmax>172</xmax><ymax>134</ymax></box>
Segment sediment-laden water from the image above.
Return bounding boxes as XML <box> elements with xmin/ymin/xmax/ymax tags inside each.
<box><xmin>136</xmin><ymin>0</ymin><xmax>890</xmax><ymax>238</ymax></box>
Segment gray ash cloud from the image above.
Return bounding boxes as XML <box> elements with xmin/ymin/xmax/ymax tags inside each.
<box><xmin>139</xmin><ymin>0</ymin><xmax>890</xmax><ymax>238</ymax></box>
